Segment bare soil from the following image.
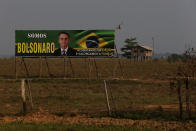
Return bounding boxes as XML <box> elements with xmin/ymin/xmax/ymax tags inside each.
<box><xmin>0</xmin><ymin>109</ymin><xmax>195</xmax><ymax>131</ymax></box>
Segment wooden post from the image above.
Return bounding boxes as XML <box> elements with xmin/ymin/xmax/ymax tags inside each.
<box><xmin>14</xmin><ymin>57</ymin><xmax>17</xmax><ymax>79</ymax></box>
<box><xmin>88</xmin><ymin>57</ymin><xmax>91</xmax><ymax>81</ymax></box>
<box><xmin>93</xmin><ymin>58</ymin><xmax>99</xmax><ymax>80</ymax></box>
<box><xmin>68</xmin><ymin>57</ymin><xmax>75</xmax><ymax>78</ymax></box>
<box><xmin>185</xmin><ymin>78</ymin><xmax>191</xmax><ymax>118</ymax></box>
<box><xmin>177</xmin><ymin>80</ymin><xmax>183</xmax><ymax>119</ymax></box>
<box><xmin>45</xmin><ymin>57</ymin><xmax>51</xmax><ymax>77</ymax></box>
<box><xmin>84</xmin><ymin>58</ymin><xmax>88</xmax><ymax>78</ymax></box>
<box><xmin>108</xmin><ymin>81</ymin><xmax>117</xmax><ymax>116</ymax></box>
<box><xmin>39</xmin><ymin>57</ymin><xmax>42</xmax><ymax>78</ymax></box>
<box><xmin>26</xmin><ymin>80</ymin><xmax>33</xmax><ymax>110</ymax></box>
<box><xmin>112</xmin><ymin>58</ymin><xmax>117</xmax><ymax>78</ymax></box>
<box><xmin>118</xmin><ymin>58</ymin><xmax>124</xmax><ymax>79</ymax></box>
<box><xmin>63</xmin><ymin>57</ymin><xmax>66</xmax><ymax>78</ymax></box>
<box><xmin>22</xmin><ymin>57</ymin><xmax>29</xmax><ymax>77</ymax></box>
<box><xmin>104</xmin><ymin>80</ymin><xmax>111</xmax><ymax>116</ymax></box>
<box><xmin>21</xmin><ymin>79</ymin><xmax>26</xmax><ymax>115</ymax></box>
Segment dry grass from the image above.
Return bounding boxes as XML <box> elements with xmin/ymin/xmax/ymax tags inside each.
<box><xmin>0</xmin><ymin>58</ymin><xmax>195</xmax><ymax>130</ymax></box>
<box><xmin>0</xmin><ymin>57</ymin><xmax>178</xmax><ymax>80</ymax></box>
<box><xmin>0</xmin><ymin>109</ymin><xmax>195</xmax><ymax>131</ymax></box>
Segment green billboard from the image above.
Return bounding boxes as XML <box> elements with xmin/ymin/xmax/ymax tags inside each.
<box><xmin>15</xmin><ymin>30</ymin><xmax>115</xmax><ymax>57</ymax></box>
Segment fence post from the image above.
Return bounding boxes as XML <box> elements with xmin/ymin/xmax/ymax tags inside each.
<box><xmin>177</xmin><ymin>80</ymin><xmax>183</xmax><ymax>119</ymax></box>
<box><xmin>26</xmin><ymin>80</ymin><xmax>33</xmax><ymax>110</ymax></box>
<box><xmin>21</xmin><ymin>79</ymin><xmax>26</xmax><ymax>115</ymax></box>
<box><xmin>185</xmin><ymin>78</ymin><xmax>191</xmax><ymax>118</ymax></box>
<box><xmin>104</xmin><ymin>80</ymin><xmax>111</xmax><ymax>116</ymax></box>
<box><xmin>108</xmin><ymin>81</ymin><xmax>117</xmax><ymax>116</ymax></box>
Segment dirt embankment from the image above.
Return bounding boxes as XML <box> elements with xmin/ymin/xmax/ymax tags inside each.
<box><xmin>0</xmin><ymin>109</ymin><xmax>195</xmax><ymax>131</ymax></box>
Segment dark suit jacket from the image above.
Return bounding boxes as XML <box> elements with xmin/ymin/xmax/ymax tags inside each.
<box><xmin>54</xmin><ymin>48</ymin><xmax>77</xmax><ymax>56</ymax></box>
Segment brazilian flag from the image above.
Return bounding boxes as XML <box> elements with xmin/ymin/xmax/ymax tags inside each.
<box><xmin>68</xmin><ymin>30</ymin><xmax>115</xmax><ymax>49</ymax></box>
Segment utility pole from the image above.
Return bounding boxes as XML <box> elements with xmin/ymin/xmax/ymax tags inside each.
<box><xmin>152</xmin><ymin>37</ymin><xmax>155</xmax><ymax>57</ymax></box>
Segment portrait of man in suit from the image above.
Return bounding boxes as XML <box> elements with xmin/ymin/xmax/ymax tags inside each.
<box><xmin>54</xmin><ymin>32</ymin><xmax>77</xmax><ymax>56</ymax></box>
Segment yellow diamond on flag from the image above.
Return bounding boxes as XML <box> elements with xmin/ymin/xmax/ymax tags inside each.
<box><xmin>77</xmin><ymin>32</ymin><xmax>108</xmax><ymax>48</ymax></box>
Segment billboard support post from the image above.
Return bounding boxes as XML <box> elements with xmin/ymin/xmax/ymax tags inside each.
<box><xmin>112</xmin><ymin>57</ymin><xmax>124</xmax><ymax>79</ymax></box>
<box><xmin>39</xmin><ymin>57</ymin><xmax>52</xmax><ymax>78</ymax></box>
<box><xmin>93</xmin><ymin>58</ymin><xmax>99</xmax><ymax>79</ymax></box>
<box><xmin>15</xmin><ymin>57</ymin><xmax>17</xmax><ymax>79</ymax></box>
<box><xmin>112</xmin><ymin>60</ymin><xmax>117</xmax><ymax>78</ymax></box>
<box><xmin>20</xmin><ymin>57</ymin><xmax>34</xmax><ymax>111</ymax></box>
<box><xmin>118</xmin><ymin>59</ymin><xmax>124</xmax><ymax>79</ymax></box>
<box><xmin>45</xmin><ymin>57</ymin><xmax>51</xmax><ymax>77</ymax></box>
<box><xmin>63</xmin><ymin>57</ymin><xmax>66</xmax><ymax>78</ymax></box>
<box><xmin>68</xmin><ymin>57</ymin><xmax>74</xmax><ymax>78</ymax></box>
<box><xmin>87</xmin><ymin>57</ymin><xmax>99</xmax><ymax>80</ymax></box>
<box><xmin>88</xmin><ymin>57</ymin><xmax>91</xmax><ymax>82</ymax></box>
<box><xmin>21</xmin><ymin>57</ymin><xmax>29</xmax><ymax>77</ymax></box>
<box><xmin>39</xmin><ymin>57</ymin><xmax>42</xmax><ymax>78</ymax></box>
<box><xmin>84</xmin><ymin>58</ymin><xmax>89</xmax><ymax>79</ymax></box>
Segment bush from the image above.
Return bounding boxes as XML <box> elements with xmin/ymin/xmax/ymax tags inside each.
<box><xmin>167</xmin><ymin>54</ymin><xmax>183</xmax><ymax>63</ymax></box>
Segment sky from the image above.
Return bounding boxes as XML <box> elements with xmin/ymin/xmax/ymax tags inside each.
<box><xmin>0</xmin><ymin>0</ymin><xmax>196</xmax><ymax>56</ymax></box>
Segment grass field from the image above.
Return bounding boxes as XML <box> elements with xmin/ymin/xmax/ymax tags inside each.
<box><xmin>0</xmin><ymin>58</ymin><xmax>195</xmax><ymax>130</ymax></box>
<box><xmin>0</xmin><ymin>122</ymin><xmax>155</xmax><ymax>131</ymax></box>
<box><xmin>0</xmin><ymin>57</ymin><xmax>178</xmax><ymax>80</ymax></box>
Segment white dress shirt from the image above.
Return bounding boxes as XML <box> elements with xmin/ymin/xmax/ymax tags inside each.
<box><xmin>61</xmin><ymin>47</ymin><xmax>68</xmax><ymax>55</ymax></box>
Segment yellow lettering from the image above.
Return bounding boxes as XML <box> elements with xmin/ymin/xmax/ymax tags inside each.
<box><xmin>16</xmin><ymin>42</ymin><xmax>56</xmax><ymax>54</ymax></box>
<box><xmin>42</xmin><ymin>43</ymin><xmax>46</xmax><ymax>53</ymax></box>
<box><xmin>34</xmin><ymin>43</ymin><xmax>37</xmax><ymax>53</ymax></box>
<box><xmin>37</xmin><ymin>43</ymin><xmax>42</xmax><ymax>53</ymax></box>
<box><xmin>47</xmin><ymin>42</ymin><xmax>50</xmax><ymax>53</ymax></box>
<box><xmin>51</xmin><ymin>42</ymin><xmax>55</xmax><ymax>53</ymax></box>
<box><xmin>22</xmin><ymin>42</ymin><xmax>26</xmax><ymax>53</ymax></box>
<box><xmin>26</xmin><ymin>43</ymin><xmax>29</xmax><ymax>53</ymax></box>
<box><xmin>17</xmin><ymin>43</ymin><xmax>21</xmax><ymax>53</ymax></box>
<box><xmin>29</xmin><ymin>42</ymin><xmax>33</xmax><ymax>53</ymax></box>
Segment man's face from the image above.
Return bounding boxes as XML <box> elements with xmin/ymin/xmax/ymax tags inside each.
<box><xmin>58</xmin><ymin>34</ymin><xmax>69</xmax><ymax>49</ymax></box>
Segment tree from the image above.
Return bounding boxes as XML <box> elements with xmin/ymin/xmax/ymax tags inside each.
<box><xmin>178</xmin><ymin>48</ymin><xmax>196</xmax><ymax>78</ymax></box>
<box><xmin>167</xmin><ymin>53</ymin><xmax>183</xmax><ymax>63</ymax></box>
<box><xmin>121</xmin><ymin>37</ymin><xmax>138</xmax><ymax>58</ymax></box>
<box><xmin>177</xmin><ymin>48</ymin><xmax>196</xmax><ymax>119</ymax></box>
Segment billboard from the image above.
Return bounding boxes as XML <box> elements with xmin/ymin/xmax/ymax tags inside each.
<box><xmin>15</xmin><ymin>30</ymin><xmax>115</xmax><ymax>57</ymax></box>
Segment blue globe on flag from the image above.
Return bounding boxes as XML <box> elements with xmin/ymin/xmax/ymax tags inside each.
<box><xmin>86</xmin><ymin>36</ymin><xmax>99</xmax><ymax>48</ymax></box>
